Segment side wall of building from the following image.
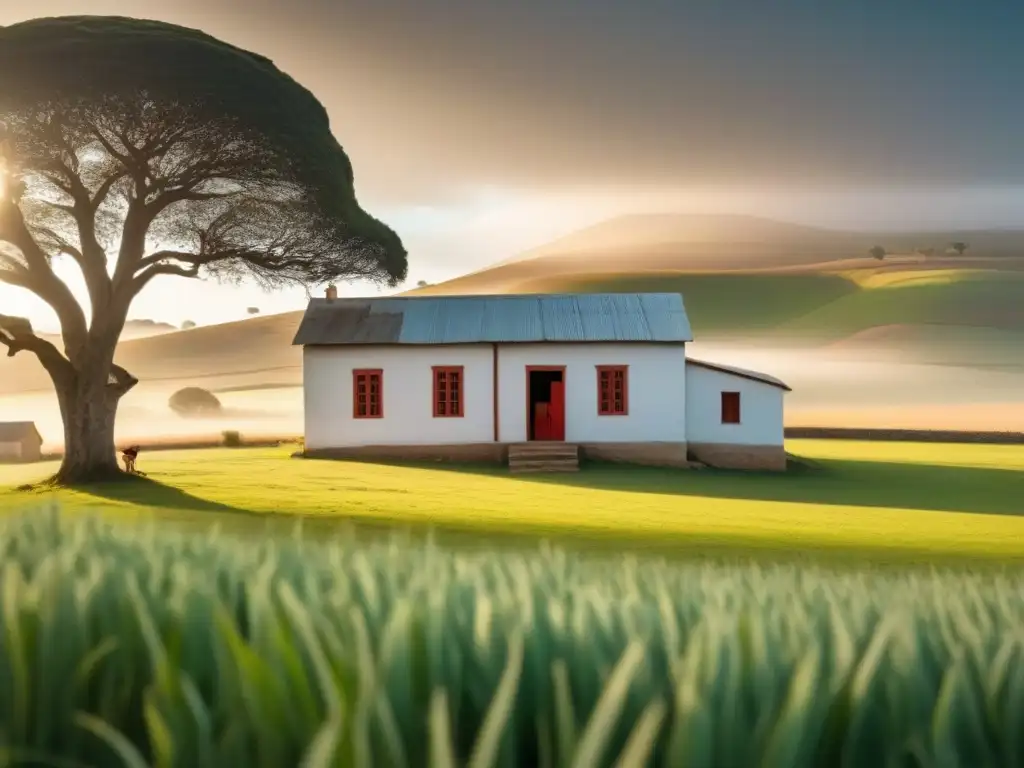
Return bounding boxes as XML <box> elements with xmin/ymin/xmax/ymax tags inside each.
<box><xmin>0</xmin><ymin>435</ymin><xmax>40</xmax><ymax>463</ymax></box>
<box><xmin>684</xmin><ymin>363</ymin><xmax>787</xmax><ymax>470</ymax></box>
<box><xmin>0</xmin><ymin>440</ymin><xmax>23</xmax><ymax>461</ymax></box>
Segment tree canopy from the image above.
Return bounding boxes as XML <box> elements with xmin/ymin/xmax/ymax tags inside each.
<box><xmin>0</xmin><ymin>15</ymin><xmax>407</xmax><ymax>288</ymax></box>
<box><xmin>0</xmin><ymin>16</ymin><xmax>407</xmax><ymax>483</ymax></box>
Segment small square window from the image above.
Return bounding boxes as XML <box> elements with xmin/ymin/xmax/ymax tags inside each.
<box><xmin>433</xmin><ymin>366</ymin><xmax>465</xmax><ymax>417</ymax></box>
<box><xmin>721</xmin><ymin>391</ymin><xmax>741</xmax><ymax>424</ymax></box>
<box><xmin>597</xmin><ymin>366</ymin><xmax>628</xmax><ymax>415</ymax></box>
<box><xmin>353</xmin><ymin>369</ymin><xmax>383</xmax><ymax>418</ymax></box>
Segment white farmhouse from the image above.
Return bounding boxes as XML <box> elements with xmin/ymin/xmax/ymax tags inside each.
<box><xmin>293</xmin><ymin>292</ymin><xmax>790</xmax><ymax>471</ymax></box>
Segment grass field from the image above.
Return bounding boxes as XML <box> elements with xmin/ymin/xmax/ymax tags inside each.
<box><xmin>2</xmin><ymin>439</ymin><xmax>1024</xmax><ymax>765</ymax></box>
<box><xmin>3</xmin><ymin>440</ymin><xmax>1024</xmax><ymax>562</ymax></box>
<box><xmin>5</xmin><ymin>511</ymin><xmax>1024</xmax><ymax>767</ymax></box>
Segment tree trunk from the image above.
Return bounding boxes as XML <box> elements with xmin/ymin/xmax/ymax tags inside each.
<box><xmin>52</xmin><ymin>368</ymin><xmax>123</xmax><ymax>485</ymax></box>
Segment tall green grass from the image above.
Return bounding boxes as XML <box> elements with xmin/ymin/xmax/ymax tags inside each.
<box><xmin>1</xmin><ymin>507</ymin><xmax>1024</xmax><ymax>767</ymax></box>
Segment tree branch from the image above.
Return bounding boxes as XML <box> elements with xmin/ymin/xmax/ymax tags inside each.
<box><xmin>0</xmin><ymin>200</ymin><xmax>89</xmax><ymax>358</ymax></box>
<box><xmin>132</xmin><ymin>253</ymin><xmax>202</xmax><ymax>293</ymax></box>
<box><xmin>107</xmin><ymin>362</ymin><xmax>138</xmax><ymax>395</ymax></box>
<box><xmin>136</xmin><ymin>249</ymin><xmax>202</xmax><ymax>270</ymax></box>
<box><xmin>0</xmin><ymin>313</ymin><xmax>74</xmax><ymax>385</ymax></box>
<box><xmin>91</xmin><ymin>169</ymin><xmax>125</xmax><ymax>209</ymax></box>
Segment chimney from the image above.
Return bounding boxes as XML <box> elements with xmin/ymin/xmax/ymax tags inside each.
<box><xmin>325</xmin><ymin>284</ymin><xmax>338</xmax><ymax>301</ymax></box>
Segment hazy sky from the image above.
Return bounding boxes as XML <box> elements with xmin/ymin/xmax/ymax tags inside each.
<box><xmin>3</xmin><ymin>0</ymin><xmax>1024</xmax><ymax>330</ymax></box>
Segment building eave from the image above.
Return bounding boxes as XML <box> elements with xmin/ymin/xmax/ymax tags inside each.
<box><xmin>687</xmin><ymin>358</ymin><xmax>792</xmax><ymax>392</ymax></box>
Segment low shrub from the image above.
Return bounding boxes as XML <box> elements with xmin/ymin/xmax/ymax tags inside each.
<box><xmin>168</xmin><ymin>387</ymin><xmax>222</xmax><ymax>417</ymax></box>
<box><xmin>0</xmin><ymin>509</ymin><xmax>1021</xmax><ymax>767</ymax></box>
<box><xmin>222</xmin><ymin>429</ymin><xmax>242</xmax><ymax>447</ymax></box>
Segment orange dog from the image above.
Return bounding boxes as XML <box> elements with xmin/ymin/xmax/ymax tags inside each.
<box><xmin>121</xmin><ymin>445</ymin><xmax>142</xmax><ymax>474</ymax></box>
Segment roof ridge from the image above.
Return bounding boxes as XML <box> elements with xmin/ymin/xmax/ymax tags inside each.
<box><xmin>310</xmin><ymin>291</ymin><xmax>684</xmax><ymax>302</ymax></box>
<box><xmin>295</xmin><ymin>292</ymin><xmax>693</xmax><ymax>345</ymax></box>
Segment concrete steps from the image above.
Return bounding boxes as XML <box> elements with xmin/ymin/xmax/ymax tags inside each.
<box><xmin>508</xmin><ymin>442</ymin><xmax>580</xmax><ymax>473</ymax></box>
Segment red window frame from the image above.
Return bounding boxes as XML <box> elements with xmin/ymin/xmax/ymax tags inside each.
<box><xmin>721</xmin><ymin>391</ymin><xmax>741</xmax><ymax>424</ymax></box>
<box><xmin>432</xmin><ymin>366</ymin><xmax>465</xmax><ymax>417</ymax></box>
<box><xmin>596</xmin><ymin>365</ymin><xmax>629</xmax><ymax>416</ymax></box>
<box><xmin>353</xmin><ymin>369</ymin><xmax>383</xmax><ymax>418</ymax></box>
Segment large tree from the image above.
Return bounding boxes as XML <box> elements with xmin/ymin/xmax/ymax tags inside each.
<box><xmin>0</xmin><ymin>17</ymin><xmax>407</xmax><ymax>484</ymax></box>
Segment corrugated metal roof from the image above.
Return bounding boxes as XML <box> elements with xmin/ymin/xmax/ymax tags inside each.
<box><xmin>292</xmin><ymin>293</ymin><xmax>692</xmax><ymax>346</ymax></box>
<box><xmin>688</xmin><ymin>358</ymin><xmax>791</xmax><ymax>391</ymax></box>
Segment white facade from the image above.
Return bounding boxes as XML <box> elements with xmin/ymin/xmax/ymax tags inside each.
<box><xmin>685</xmin><ymin>362</ymin><xmax>785</xmax><ymax>447</ymax></box>
<box><xmin>303</xmin><ymin>342</ymin><xmax>688</xmax><ymax>450</ymax></box>
<box><xmin>496</xmin><ymin>343</ymin><xmax>686</xmax><ymax>443</ymax></box>
<box><xmin>303</xmin><ymin>345</ymin><xmax>494</xmax><ymax>450</ymax></box>
<box><xmin>297</xmin><ymin>292</ymin><xmax>788</xmax><ymax>469</ymax></box>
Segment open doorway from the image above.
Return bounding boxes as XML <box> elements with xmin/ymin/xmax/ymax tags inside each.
<box><xmin>526</xmin><ymin>366</ymin><xmax>565</xmax><ymax>441</ymax></box>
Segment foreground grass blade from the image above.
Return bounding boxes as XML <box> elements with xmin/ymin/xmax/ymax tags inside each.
<box><xmin>572</xmin><ymin>642</ymin><xmax>646</xmax><ymax>768</ymax></box>
<box><xmin>467</xmin><ymin>630</ymin><xmax>525</xmax><ymax>768</ymax></box>
<box><xmin>74</xmin><ymin>712</ymin><xmax>150</xmax><ymax>768</ymax></box>
<box><xmin>429</xmin><ymin>689</ymin><xmax>457</xmax><ymax>768</ymax></box>
<box><xmin>613</xmin><ymin>698</ymin><xmax>667</xmax><ymax>768</ymax></box>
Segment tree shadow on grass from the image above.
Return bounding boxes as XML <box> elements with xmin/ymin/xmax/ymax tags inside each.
<box><xmin>11</xmin><ymin>474</ymin><xmax>346</xmax><ymax>540</ymax></box>
<box><xmin>72</xmin><ymin>473</ymin><xmax>249</xmax><ymax>515</ymax></box>
<box><xmin>408</xmin><ymin>455</ymin><xmax>1024</xmax><ymax>517</ymax></box>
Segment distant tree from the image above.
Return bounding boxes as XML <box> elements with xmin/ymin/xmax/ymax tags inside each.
<box><xmin>869</xmin><ymin>245</ymin><xmax>887</xmax><ymax>261</ymax></box>
<box><xmin>416</xmin><ymin>280</ymin><xmax>431</xmax><ymax>288</ymax></box>
<box><xmin>0</xmin><ymin>17</ymin><xmax>406</xmax><ymax>484</ymax></box>
<box><xmin>168</xmin><ymin>386</ymin><xmax>221</xmax><ymax>416</ymax></box>
<box><xmin>950</xmin><ymin>241</ymin><xmax>969</xmax><ymax>256</ymax></box>
<box><xmin>247</xmin><ymin>306</ymin><xmax>260</xmax><ymax>315</ymax></box>
<box><xmin>181</xmin><ymin>320</ymin><xmax>197</xmax><ymax>330</ymax></box>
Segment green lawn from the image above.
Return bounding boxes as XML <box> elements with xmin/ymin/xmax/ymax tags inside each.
<box><xmin>2</xmin><ymin>439</ymin><xmax>1023</xmax><ymax>562</ymax></box>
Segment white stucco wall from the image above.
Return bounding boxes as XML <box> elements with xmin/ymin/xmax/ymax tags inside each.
<box><xmin>303</xmin><ymin>345</ymin><xmax>495</xmax><ymax>449</ymax></box>
<box><xmin>685</xmin><ymin>363</ymin><xmax>785</xmax><ymax>446</ymax></box>
<box><xmin>496</xmin><ymin>343</ymin><xmax>687</xmax><ymax>443</ymax></box>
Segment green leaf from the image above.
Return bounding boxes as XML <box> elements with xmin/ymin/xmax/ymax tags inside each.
<box><xmin>74</xmin><ymin>711</ymin><xmax>151</xmax><ymax>768</ymax></box>
<box><xmin>144</xmin><ymin>690</ymin><xmax>176</xmax><ymax>768</ymax></box>
<box><xmin>299</xmin><ymin>714</ymin><xmax>345</xmax><ymax>768</ymax></box>
<box><xmin>613</xmin><ymin>698</ymin><xmax>667</xmax><ymax>768</ymax></box>
<box><xmin>573</xmin><ymin>641</ymin><xmax>646</xmax><ymax>768</ymax></box>
<box><xmin>3</xmin><ymin>563</ymin><xmax>31</xmax><ymax>742</ymax></box>
<box><xmin>552</xmin><ymin>660</ymin><xmax>578</xmax><ymax>766</ymax></box>
<box><xmin>73</xmin><ymin>636</ymin><xmax>119</xmax><ymax>691</ymax></box>
<box><xmin>428</xmin><ymin>688</ymin><xmax>457</xmax><ymax>768</ymax></box>
<box><xmin>759</xmin><ymin>647</ymin><xmax>823</xmax><ymax>768</ymax></box>
<box><xmin>467</xmin><ymin>630</ymin><xmax>525</xmax><ymax>768</ymax></box>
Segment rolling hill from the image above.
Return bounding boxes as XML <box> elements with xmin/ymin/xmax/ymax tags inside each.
<box><xmin>1</xmin><ymin>312</ymin><xmax>306</xmax><ymax>397</ymax></box>
<box><xmin>410</xmin><ymin>215</ymin><xmax>1024</xmax><ymax>361</ymax></box>
<box><xmin>1</xmin><ymin>214</ymin><xmax>1022</xmax><ymax>405</ymax></box>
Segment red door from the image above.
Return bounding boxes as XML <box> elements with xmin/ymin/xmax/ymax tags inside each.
<box><xmin>549</xmin><ymin>381</ymin><xmax>565</xmax><ymax>441</ymax></box>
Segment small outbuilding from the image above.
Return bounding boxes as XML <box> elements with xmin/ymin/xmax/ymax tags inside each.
<box><xmin>0</xmin><ymin>422</ymin><xmax>43</xmax><ymax>463</ymax></box>
<box><xmin>293</xmin><ymin>292</ymin><xmax>790</xmax><ymax>471</ymax></box>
